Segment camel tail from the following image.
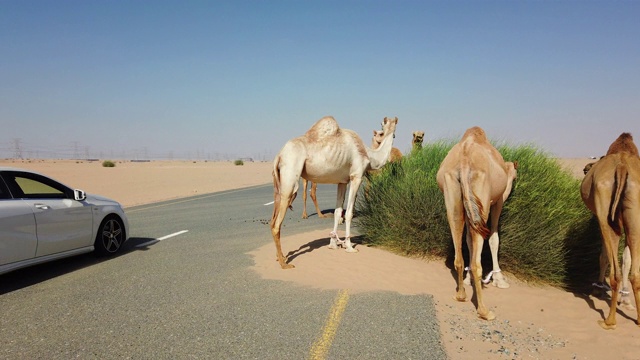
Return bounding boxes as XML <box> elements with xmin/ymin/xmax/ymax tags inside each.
<box><xmin>610</xmin><ymin>161</ymin><xmax>628</xmax><ymax>226</ymax></box>
<box><xmin>270</xmin><ymin>155</ymin><xmax>282</xmax><ymax>224</ymax></box>
<box><xmin>460</xmin><ymin>162</ymin><xmax>491</xmax><ymax>239</ymax></box>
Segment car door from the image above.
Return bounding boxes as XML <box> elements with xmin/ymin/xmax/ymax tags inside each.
<box><xmin>4</xmin><ymin>171</ymin><xmax>93</xmax><ymax>257</ymax></box>
<box><xmin>0</xmin><ymin>175</ymin><xmax>38</xmax><ymax>266</ymax></box>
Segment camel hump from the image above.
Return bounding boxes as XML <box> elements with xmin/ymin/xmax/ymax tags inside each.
<box><xmin>606</xmin><ymin>132</ymin><xmax>639</xmax><ymax>156</ymax></box>
<box><xmin>460</xmin><ymin>126</ymin><xmax>489</xmax><ymax>144</ymax></box>
<box><xmin>305</xmin><ymin>116</ymin><xmax>340</xmax><ymax>141</ymax></box>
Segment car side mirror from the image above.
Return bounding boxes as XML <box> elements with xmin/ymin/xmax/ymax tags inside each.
<box><xmin>74</xmin><ymin>189</ymin><xmax>86</xmax><ymax>201</ymax></box>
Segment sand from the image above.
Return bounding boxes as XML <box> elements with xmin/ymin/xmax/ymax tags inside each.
<box><xmin>3</xmin><ymin>157</ymin><xmax>639</xmax><ymax>359</ymax></box>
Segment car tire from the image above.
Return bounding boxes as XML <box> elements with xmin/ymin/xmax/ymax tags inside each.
<box><xmin>94</xmin><ymin>215</ymin><xmax>125</xmax><ymax>256</ymax></box>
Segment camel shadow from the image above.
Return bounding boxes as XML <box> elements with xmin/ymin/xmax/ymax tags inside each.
<box><xmin>285</xmin><ymin>235</ymin><xmax>365</xmax><ymax>264</ymax></box>
<box><xmin>571</xmin><ymin>288</ymin><xmax>636</xmax><ymax>322</ymax></box>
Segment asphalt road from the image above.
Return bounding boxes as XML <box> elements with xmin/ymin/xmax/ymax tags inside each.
<box><xmin>0</xmin><ymin>184</ymin><xmax>446</xmax><ymax>359</ymax></box>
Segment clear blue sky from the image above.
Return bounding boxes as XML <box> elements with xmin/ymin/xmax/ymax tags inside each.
<box><xmin>1</xmin><ymin>1</ymin><xmax>638</xmax><ymax>160</ymax></box>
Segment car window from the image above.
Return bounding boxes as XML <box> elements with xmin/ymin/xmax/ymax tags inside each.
<box><xmin>15</xmin><ymin>177</ymin><xmax>65</xmax><ymax>197</ymax></box>
<box><xmin>4</xmin><ymin>172</ymin><xmax>70</xmax><ymax>199</ymax></box>
<box><xmin>0</xmin><ymin>179</ymin><xmax>9</xmax><ymax>199</ymax></box>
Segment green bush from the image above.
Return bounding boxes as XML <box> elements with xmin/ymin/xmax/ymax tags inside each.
<box><xmin>356</xmin><ymin>140</ymin><xmax>604</xmax><ymax>290</ymax></box>
<box><xmin>234</xmin><ymin>159</ymin><xmax>244</xmax><ymax>166</ymax></box>
<box><xmin>102</xmin><ymin>160</ymin><xmax>116</xmax><ymax>168</ymax></box>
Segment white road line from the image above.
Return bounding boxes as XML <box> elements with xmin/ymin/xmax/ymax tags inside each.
<box><xmin>136</xmin><ymin>230</ymin><xmax>189</xmax><ymax>248</ymax></box>
<box><xmin>264</xmin><ymin>201</ymin><xmax>274</xmax><ymax>206</ymax></box>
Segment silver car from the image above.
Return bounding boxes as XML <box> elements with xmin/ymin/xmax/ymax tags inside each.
<box><xmin>0</xmin><ymin>167</ymin><xmax>129</xmax><ymax>275</ymax></box>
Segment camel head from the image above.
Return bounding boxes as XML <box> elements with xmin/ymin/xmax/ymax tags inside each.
<box><xmin>372</xmin><ymin>130</ymin><xmax>384</xmax><ymax>149</ymax></box>
<box><xmin>382</xmin><ymin>117</ymin><xmax>398</xmax><ymax>138</ymax></box>
<box><xmin>412</xmin><ymin>131</ymin><xmax>424</xmax><ymax>149</ymax></box>
<box><xmin>606</xmin><ymin>132</ymin><xmax>639</xmax><ymax>156</ymax></box>
<box><xmin>583</xmin><ymin>162</ymin><xmax>595</xmax><ymax>175</ymax></box>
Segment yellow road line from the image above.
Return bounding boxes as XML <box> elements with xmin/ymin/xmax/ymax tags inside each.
<box><xmin>309</xmin><ymin>289</ymin><xmax>349</xmax><ymax>360</ymax></box>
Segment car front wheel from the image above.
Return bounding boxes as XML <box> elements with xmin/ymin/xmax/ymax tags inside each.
<box><xmin>95</xmin><ymin>216</ymin><xmax>125</xmax><ymax>256</ymax></box>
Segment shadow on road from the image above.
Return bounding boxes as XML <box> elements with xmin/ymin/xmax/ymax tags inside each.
<box><xmin>0</xmin><ymin>237</ymin><xmax>155</xmax><ymax>295</ymax></box>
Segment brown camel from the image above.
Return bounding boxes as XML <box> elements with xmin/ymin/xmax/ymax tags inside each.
<box><xmin>580</xmin><ymin>132</ymin><xmax>640</xmax><ymax>329</ymax></box>
<box><xmin>271</xmin><ymin>116</ymin><xmax>398</xmax><ymax>269</ymax></box>
<box><xmin>583</xmin><ymin>156</ymin><xmax>633</xmax><ymax>310</ymax></box>
<box><xmin>436</xmin><ymin>126</ymin><xmax>517</xmax><ymax>320</ymax></box>
<box><xmin>412</xmin><ymin>131</ymin><xmax>424</xmax><ymax>151</ymax></box>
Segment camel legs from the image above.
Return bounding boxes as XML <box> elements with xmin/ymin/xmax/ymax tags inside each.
<box><xmin>302</xmin><ymin>180</ymin><xmax>328</xmax><ymax>219</ymax></box>
<box><xmin>623</xmin><ymin>212</ymin><xmax>640</xmax><ymax>326</ymax></box>
<box><xmin>328</xmin><ymin>179</ymin><xmax>361</xmax><ymax>253</ymax></box>
<box><xmin>302</xmin><ymin>179</ymin><xmax>310</xmax><ymax>219</ymax></box>
<box><xmin>341</xmin><ymin>177</ymin><xmax>362</xmax><ymax>253</ymax></box>
<box><xmin>329</xmin><ymin>183</ymin><xmax>347</xmax><ymax>250</ymax></box>
<box><xmin>488</xmin><ymin>201</ymin><xmax>509</xmax><ymax>289</ymax></box>
<box><xmin>310</xmin><ymin>182</ymin><xmax>329</xmax><ymax>218</ymax></box>
<box><xmin>465</xmin><ymin>202</ymin><xmax>509</xmax><ymax>289</ymax></box>
<box><xmin>270</xmin><ymin>165</ymin><xmax>301</xmax><ymax>270</ymax></box>
<box><xmin>595</xmin><ymin>245</ymin><xmax>633</xmax><ymax>309</ymax></box>
<box><xmin>468</xmin><ymin>226</ymin><xmax>495</xmax><ymax>320</ymax></box>
<box><xmin>597</xmin><ymin>221</ymin><xmax>622</xmax><ymax>329</ymax></box>
<box><xmin>441</xmin><ymin>177</ymin><xmax>468</xmax><ymax>303</ymax></box>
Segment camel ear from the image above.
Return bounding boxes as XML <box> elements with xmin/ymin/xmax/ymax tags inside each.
<box><xmin>373</xmin><ymin>130</ymin><xmax>377</xmax><ymax>136</ymax></box>
<box><xmin>394</xmin><ymin>117</ymin><xmax>398</xmax><ymax>123</ymax></box>
<box><xmin>513</xmin><ymin>161</ymin><xmax>519</xmax><ymax>170</ymax></box>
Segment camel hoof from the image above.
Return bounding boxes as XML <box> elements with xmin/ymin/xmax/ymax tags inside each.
<box><xmin>492</xmin><ymin>279</ymin><xmax>510</xmax><ymax>289</ymax></box>
<box><xmin>453</xmin><ymin>295</ymin><xmax>467</xmax><ymax>302</ymax></box>
<box><xmin>328</xmin><ymin>244</ymin><xmax>337</xmax><ymax>250</ymax></box>
<box><xmin>619</xmin><ymin>298</ymin><xmax>636</xmax><ymax>311</ymax></box>
<box><xmin>598</xmin><ymin>320</ymin><xmax>616</xmax><ymax>330</ymax></box>
<box><xmin>280</xmin><ymin>263</ymin><xmax>295</xmax><ymax>270</ymax></box>
<box><xmin>345</xmin><ymin>247</ymin><xmax>358</xmax><ymax>253</ymax></box>
<box><xmin>479</xmin><ymin>311</ymin><xmax>496</xmax><ymax>321</ymax></box>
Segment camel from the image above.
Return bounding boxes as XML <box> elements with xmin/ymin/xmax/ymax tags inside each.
<box><xmin>412</xmin><ymin>131</ymin><xmax>424</xmax><ymax>151</ymax></box>
<box><xmin>583</xmin><ymin>156</ymin><xmax>633</xmax><ymax>310</ymax></box>
<box><xmin>436</xmin><ymin>126</ymin><xmax>518</xmax><ymax>320</ymax></box>
<box><xmin>372</xmin><ymin>130</ymin><xmax>402</xmax><ymax>162</ymax></box>
<box><xmin>580</xmin><ymin>132</ymin><xmax>640</xmax><ymax>329</ymax></box>
<box><xmin>301</xmin><ymin>128</ymin><xmax>393</xmax><ymax>220</ymax></box>
<box><xmin>271</xmin><ymin>116</ymin><xmax>398</xmax><ymax>269</ymax></box>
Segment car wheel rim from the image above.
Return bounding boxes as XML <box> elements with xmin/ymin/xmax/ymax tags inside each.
<box><xmin>101</xmin><ymin>219</ymin><xmax>123</xmax><ymax>253</ymax></box>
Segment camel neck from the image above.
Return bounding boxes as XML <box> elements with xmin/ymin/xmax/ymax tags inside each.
<box><xmin>367</xmin><ymin>134</ymin><xmax>394</xmax><ymax>170</ymax></box>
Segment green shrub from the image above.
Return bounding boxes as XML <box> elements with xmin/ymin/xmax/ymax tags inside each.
<box><xmin>234</xmin><ymin>159</ymin><xmax>244</xmax><ymax>166</ymax></box>
<box><xmin>356</xmin><ymin>140</ymin><xmax>604</xmax><ymax>290</ymax></box>
<box><xmin>102</xmin><ymin>160</ymin><xmax>116</xmax><ymax>168</ymax></box>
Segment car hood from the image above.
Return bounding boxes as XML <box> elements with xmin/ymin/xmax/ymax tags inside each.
<box><xmin>85</xmin><ymin>194</ymin><xmax>124</xmax><ymax>207</ymax></box>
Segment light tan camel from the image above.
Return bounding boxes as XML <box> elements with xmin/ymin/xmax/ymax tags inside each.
<box><xmin>580</xmin><ymin>132</ymin><xmax>640</xmax><ymax>329</ymax></box>
<box><xmin>412</xmin><ymin>131</ymin><xmax>424</xmax><ymax>151</ymax></box>
<box><xmin>301</xmin><ymin>128</ymin><xmax>392</xmax><ymax>220</ymax></box>
<box><xmin>372</xmin><ymin>130</ymin><xmax>402</xmax><ymax>162</ymax></box>
<box><xmin>583</xmin><ymin>156</ymin><xmax>633</xmax><ymax>310</ymax></box>
<box><xmin>436</xmin><ymin>126</ymin><xmax>517</xmax><ymax>320</ymax></box>
<box><xmin>271</xmin><ymin>116</ymin><xmax>398</xmax><ymax>269</ymax></box>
